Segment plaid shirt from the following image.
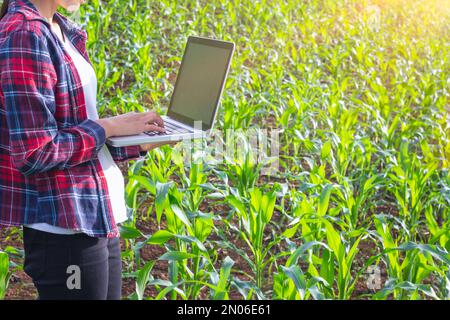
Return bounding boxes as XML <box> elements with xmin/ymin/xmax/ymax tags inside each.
<box><xmin>0</xmin><ymin>0</ymin><xmax>144</xmax><ymax>238</ymax></box>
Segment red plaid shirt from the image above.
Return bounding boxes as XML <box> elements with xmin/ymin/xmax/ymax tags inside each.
<box><xmin>0</xmin><ymin>0</ymin><xmax>144</xmax><ymax>238</ymax></box>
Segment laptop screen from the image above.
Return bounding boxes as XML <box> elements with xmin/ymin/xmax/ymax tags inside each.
<box><xmin>167</xmin><ymin>37</ymin><xmax>234</xmax><ymax>131</ymax></box>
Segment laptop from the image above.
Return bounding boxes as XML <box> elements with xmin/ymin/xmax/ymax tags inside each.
<box><xmin>106</xmin><ymin>36</ymin><xmax>235</xmax><ymax>147</ymax></box>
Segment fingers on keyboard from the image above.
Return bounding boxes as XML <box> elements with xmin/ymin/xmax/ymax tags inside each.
<box><xmin>144</xmin><ymin>121</ymin><xmax>192</xmax><ymax>136</ymax></box>
<box><xmin>164</xmin><ymin>122</ymin><xmax>191</xmax><ymax>133</ymax></box>
<box><xmin>145</xmin><ymin>131</ymin><xmax>167</xmax><ymax>136</ymax></box>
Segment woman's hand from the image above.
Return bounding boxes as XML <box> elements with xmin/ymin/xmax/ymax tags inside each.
<box><xmin>95</xmin><ymin>111</ymin><xmax>165</xmax><ymax>138</ymax></box>
<box><xmin>139</xmin><ymin>140</ymin><xmax>181</xmax><ymax>152</ymax></box>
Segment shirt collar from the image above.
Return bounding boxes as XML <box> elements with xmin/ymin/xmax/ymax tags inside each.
<box><xmin>8</xmin><ymin>0</ymin><xmax>86</xmax><ymax>41</ymax></box>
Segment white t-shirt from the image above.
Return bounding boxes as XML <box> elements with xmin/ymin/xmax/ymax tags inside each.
<box><xmin>24</xmin><ymin>27</ymin><xmax>128</xmax><ymax>235</ymax></box>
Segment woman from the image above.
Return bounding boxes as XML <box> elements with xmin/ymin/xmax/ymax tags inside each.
<box><xmin>0</xmin><ymin>0</ymin><xmax>176</xmax><ymax>299</ymax></box>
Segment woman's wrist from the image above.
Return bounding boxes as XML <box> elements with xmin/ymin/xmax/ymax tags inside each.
<box><xmin>95</xmin><ymin>118</ymin><xmax>114</xmax><ymax>138</ymax></box>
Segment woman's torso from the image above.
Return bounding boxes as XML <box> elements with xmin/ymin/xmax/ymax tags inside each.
<box><xmin>0</xmin><ymin>0</ymin><xmax>122</xmax><ymax>237</ymax></box>
<box><xmin>23</xmin><ymin>22</ymin><xmax>128</xmax><ymax>235</ymax></box>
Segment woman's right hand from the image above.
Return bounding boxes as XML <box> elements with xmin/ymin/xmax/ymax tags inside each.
<box><xmin>95</xmin><ymin>111</ymin><xmax>166</xmax><ymax>138</ymax></box>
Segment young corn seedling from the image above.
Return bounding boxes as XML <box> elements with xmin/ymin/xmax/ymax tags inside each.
<box><xmin>224</xmin><ymin>132</ymin><xmax>262</xmax><ymax>198</ymax></box>
<box><xmin>0</xmin><ymin>251</ymin><xmax>10</xmax><ymax>300</ymax></box>
<box><xmin>119</xmin><ymin>147</ymin><xmax>183</xmax><ymax>271</ymax></box>
<box><xmin>387</xmin><ymin>139</ymin><xmax>439</xmax><ymax>239</ymax></box>
<box><xmin>282</xmin><ymin>182</ymin><xmax>340</xmax><ymax>244</ymax></box>
<box><xmin>308</xmin><ymin>219</ymin><xmax>364</xmax><ymax>300</ymax></box>
<box><xmin>424</xmin><ymin>205</ymin><xmax>450</xmax><ymax>250</ymax></box>
<box><xmin>272</xmin><ymin>241</ymin><xmax>329</xmax><ymax>300</ymax></box>
<box><xmin>226</xmin><ymin>186</ymin><xmax>278</xmax><ymax>291</ymax></box>
<box><xmin>334</xmin><ymin>174</ymin><xmax>383</xmax><ymax>230</ymax></box>
<box><xmin>124</xmin><ymin>151</ymin><xmax>214</xmax><ymax>299</ymax></box>
<box><xmin>374</xmin><ymin>214</ymin><xmax>450</xmax><ymax>299</ymax></box>
<box><xmin>142</xmin><ymin>175</ymin><xmax>218</xmax><ymax>299</ymax></box>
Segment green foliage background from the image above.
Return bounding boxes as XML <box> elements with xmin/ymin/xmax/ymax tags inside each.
<box><xmin>1</xmin><ymin>0</ymin><xmax>449</xmax><ymax>300</ymax></box>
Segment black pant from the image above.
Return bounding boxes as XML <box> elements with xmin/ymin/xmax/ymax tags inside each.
<box><xmin>23</xmin><ymin>226</ymin><xmax>122</xmax><ymax>300</ymax></box>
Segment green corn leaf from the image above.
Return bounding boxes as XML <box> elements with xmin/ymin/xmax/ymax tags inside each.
<box><xmin>281</xmin><ymin>265</ymin><xmax>307</xmax><ymax>299</ymax></box>
<box><xmin>174</xmin><ymin>234</ymin><xmax>207</xmax><ymax>252</ymax></box>
<box><xmin>282</xmin><ymin>224</ymin><xmax>299</xmax><ymax>238</ymax></box>
<box><xmin>261</xmin><ymin>191</ymin><xmax>277</xmax><ymax>224</ymax></box>
<box><xmin>214</xmin><ymin>256</ymin><xmax>234</xmax><ymax>300</ymax></box>
<box><xmin>146</xmin><ymin>230</ymin><xmax>174</xmax><ymax>245</ymax></box>
<box><xmin>159</xmin><ymin>251</ymin><xmax>196</xmax><ymax>261</ymax></box>
<box><xmin>321</xmin><ymin>140</ymin><xmax>332</xmax><ymax>160</ymax></box>
<box><xmin>136</xmin><ymin>261</ymin><xmax>155</xmax><ymax>300</ymax></box>
<box><xmin>227</xmin><ymin>195</ymin><xmax>247</xmax><ymax>218</ymax></box>
<box><xmin>397</xmin><ymin>242</ymin><xmax>450</xmax><ymax>265</ymax></box>
<box><xmin>323</xmin><ymin>221</ymin><xmax>344</xmax><ymax>263</ymax></box>
<box><xmin>318</xmin><ymin>184</ymin><xmax>334</xmax><ymax>216</ymax></box>
<box><xmin>170</xmin><ymin>204</ymin><xmax>193</xmax><ymax>230</ymax></box>
<box><xmin>119</xmin><ymin>225</ymin><xmax>143</xmax><ymax>239</ymax></box>
<box><xmin>286</xmin><ymin>241</ymin><xmax>327</xmax><ymax>267</ymax></box>
<box><xmin>0</xmin><ymin>251</ymin><xmax>9</xmax><ymax>300</ymax></box>
<box><xmin>133</xmin><ymin>175</ymin><xmax>156</xmax><ymax>194</ymax></box>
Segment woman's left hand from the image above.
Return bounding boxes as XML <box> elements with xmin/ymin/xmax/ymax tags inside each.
<box><xmin>139</xmin><ymin>140</ymin><xmax>181</xmax><ymax>152</ymax></box>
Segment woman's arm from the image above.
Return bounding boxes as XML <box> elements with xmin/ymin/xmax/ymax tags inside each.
<box><xmin>1</xmin><ymin>30</ymin><xmax>108</xmax><ymax>176</ymax></box>
<box><xmin>99</xmin><ymin>112</ymin><xmax>171</xmax><ymax>162</ymax></box>
<box><xmin>0</xmin><ymin>30</ymin><xmax>166</xmax><ymax>175</ymax></box>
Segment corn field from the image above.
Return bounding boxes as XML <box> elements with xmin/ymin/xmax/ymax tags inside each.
<box><xmin>0</xmin><ymin>0</ymin><xmax>449</xmax><ymax>300</ymax></box>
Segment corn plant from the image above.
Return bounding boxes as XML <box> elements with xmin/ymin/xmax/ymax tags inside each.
<box><xmin>373</xmin><ymin>214</ymin><xmax>450</xmax><ymax>299</ymax></box>
<box><xmin>221</xmin><ymin>186</ymin><xmax>279</xmax><ymax>291</ymax></box>
<box><xmin>386</xmin><ymin>139</ymin><xmax>439</xmax><ymax>238</ymax></box>
<box><xmin>309</xmin><ymin>220</ymin><xmax>366</xmax><ymax>300</ymax></box>
<box><xmin>0</xmin><ymin>251</ymin><xmax>10</xmax><ymax>300</ymax></box>
<box><xmin>138</xmin><ymin>167</ymin><xmax>221</xmax><ymax>299</ymax></box>
<box><xmin>272</xmin><ymin>241</ymin><xmax>328</xmax><ymax>300</ymax></box>
<box><xmin>223</xmin><ymin>135</ymin><xmax>262</xmax><ymax>198</ymax></box>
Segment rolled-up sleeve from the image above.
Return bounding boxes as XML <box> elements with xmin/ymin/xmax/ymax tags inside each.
<box><xmin>107</xmin><ymin>145</ymin><xmax>147</xmax><ymax>162</ymax></box>
<box><xmin>0</xmin><ymin>30</ymin><xmax>106</xmax><ymax>176</ymax></box>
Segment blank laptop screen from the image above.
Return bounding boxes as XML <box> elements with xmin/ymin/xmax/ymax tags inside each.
<box><xmin>168</xmin><ymin>38</ymin><xmax>233</xmax><ymax>130</ymax></box>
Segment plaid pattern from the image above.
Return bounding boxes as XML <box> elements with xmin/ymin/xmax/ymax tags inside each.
<box><xmin>0</xmin><ymin>0</ymin><xmax>143</xmax><ymax>238</ymax></box>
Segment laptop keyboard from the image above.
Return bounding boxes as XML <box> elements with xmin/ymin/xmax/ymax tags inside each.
<box><xmin>144</xmin><ymin>120</ymin><xmax>192</xmax><ymax>136</ymax></box>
